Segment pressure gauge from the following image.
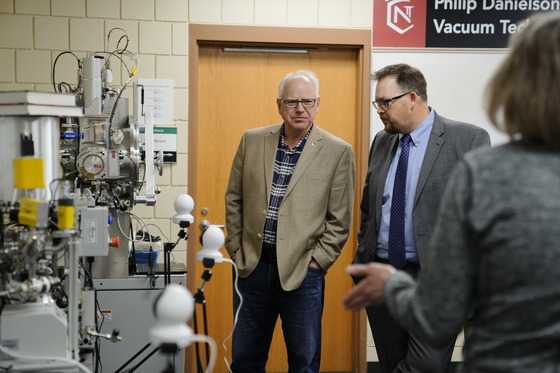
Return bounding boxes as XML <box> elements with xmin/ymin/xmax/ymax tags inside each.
<box><xmin>77</xmin><ymin>150</ymin><xmax>106</xmax><ymax>179</ymax></box>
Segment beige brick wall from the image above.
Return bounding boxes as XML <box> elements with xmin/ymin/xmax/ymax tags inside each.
<box><xmin>0</xmin><ymin>0</ymin><xmax>372</xmax><ymax>263</ymax></box>
<box><xmin>0</xmin><ymin>0</ymin><xmax>386</xmax><ymax>362</ymax></box>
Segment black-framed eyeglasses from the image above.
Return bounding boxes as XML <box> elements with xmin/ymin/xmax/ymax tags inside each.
<box><xmin>372</xmin><ymin>92</ymin><xmax>411</xmax><ymax>110</ymax></box>
<box><xmin>280</xmin><ymin>98</ymin><xmax>317</xmax><ymax>108</ymax></box>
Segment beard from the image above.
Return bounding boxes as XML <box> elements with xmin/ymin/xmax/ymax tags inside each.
<box><xmin>382</xmin><ymin>119</ymin><xmax>399</xmax><ymax>134</ymax></box>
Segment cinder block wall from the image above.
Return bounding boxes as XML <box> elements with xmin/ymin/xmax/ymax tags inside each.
<box><xmin>0</xmin><ymin>0</ymin><xmax>371</xmax><ymax>262</ymax></box>
<box><xmin>2</xmin><ymin>0</ymin><xmax>431</xmax><ymax>364</ymax></box>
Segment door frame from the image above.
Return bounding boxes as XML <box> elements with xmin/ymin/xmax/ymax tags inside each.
<box><xmin>188</xmin><ymin>24</ymin><xmax>371</xmax><ymax>373</ymax></box>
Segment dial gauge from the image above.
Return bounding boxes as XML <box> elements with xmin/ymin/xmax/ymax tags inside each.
<box><xmin>77</xmin><ymin>151</ymin><xmax>105</xmax><ymax>179</ymax></box>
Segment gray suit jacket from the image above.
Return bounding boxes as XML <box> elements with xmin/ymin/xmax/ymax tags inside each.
<box><xmin>225</xmin><ymin>123</ymin><xmax>355</xmax><ymax>291</ymax></box>
<box><xmin>353</xmin><ymin>111</ymin><xmax>490</xmax><ymax>266</ymax></box>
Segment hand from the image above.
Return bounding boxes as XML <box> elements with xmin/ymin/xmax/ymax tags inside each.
<box><xmin>308</xmin><ymin>258</ymin><xmax>322</xmax><ymax>269</ymax></box>
<box><xmin>342</xmin><ymin>263</ymin><xmax>396</xmax><ymax>311</ymax></box>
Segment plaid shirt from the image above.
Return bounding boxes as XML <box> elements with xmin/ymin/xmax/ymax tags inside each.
<box><xmin>261</xmin><ymin>124</ymin><xmax>311</xmax><ymax>252</ymax></box>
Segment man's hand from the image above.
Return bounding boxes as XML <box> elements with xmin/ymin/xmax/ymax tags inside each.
<box><xmin>342</xmin><ymin>263</ymin><xmax>396</xmax><ymax>310</ymax></box>
<box><xmin>309</xmin><ymin>258</ymin><xmax>322</xmax><ymax>269</ymax></box>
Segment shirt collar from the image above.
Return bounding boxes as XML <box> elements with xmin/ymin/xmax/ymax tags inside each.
<box><xmin>404</xmin><ymin>107</ymin><xmax>434</xmax><ymax>146</ymax></box>
<box><xmin>280</xmin><ymin>123</ymin><xmax>313</xmax><ymax>151</ymax></box>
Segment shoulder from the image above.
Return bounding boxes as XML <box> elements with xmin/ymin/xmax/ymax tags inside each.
<box><xmin>313</xmin><ymin>125</ymin><xmax>353</xmax><ymax>149</ymax></box>
<box><xmin>371</xmin><ymin>129</ymin><xmax>397</xmax><ymax>149</ymax></box>
<box><xmin>436</xmin><ymin>113</ymin><xmax>488</xmax><ymax>136</ymax></box>
<box><xmin>448</xmin><ymin>143</ymin><xmax>527</xmax><ymax>202</ymax></box>
<box><xmin>244</xmin><ymin>123</ymin><xmax>282</xmax><ymax>136</ymax></box>
<box><xmin>462</xmin><ymin>142</ymin><xmax>520</xmax><ymax>169</ymax></box>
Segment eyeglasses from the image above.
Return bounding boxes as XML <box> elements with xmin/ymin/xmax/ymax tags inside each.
<box><xmin>372</xmin><ymin>92</ymin><xmax>411</xmax><ymax>110</ymax></box>
<box><xmin>280</xmin><ymin>98</ymin><xmax>317</xmax><ymax>108</ymax></box>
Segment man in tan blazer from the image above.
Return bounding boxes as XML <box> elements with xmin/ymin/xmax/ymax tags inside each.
<box><xmin>225</xmin><ymin>70</ymin><xmax>355</xmax><ymax>373</ymax></box>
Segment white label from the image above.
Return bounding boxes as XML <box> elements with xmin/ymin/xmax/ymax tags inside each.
<box><xmin>85</xmin><ymin>219</ymin><xmax>98</xmax><ymax>244</ymax></box>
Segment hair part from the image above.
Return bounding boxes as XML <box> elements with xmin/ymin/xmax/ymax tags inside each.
<box><xmin>486</xmin><ymin>11</ymin><xmax>560</xmax><ymax>148</ymax></box>
<box><xmin>278</xmin><ymin>70</ymin><xmax>320</xmax><ymax>99</ymax></box>
<box><xmin>372</xmin><ymin>63</ymin><xmax>428</xmax><ymax>103</ymax></box>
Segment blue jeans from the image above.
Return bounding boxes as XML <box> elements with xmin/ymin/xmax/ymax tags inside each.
<box><xmin>231</xmin><ymin>258</ymin><xmax>325</xmax><ymax>373</ymax></box>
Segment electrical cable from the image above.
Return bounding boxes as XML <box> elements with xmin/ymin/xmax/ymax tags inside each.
<box><xmin>115</xmin><ymin>210</ymin><xmax>152</xmax><ymax>245</ymax></box>
<box><xmin>107</xmin><ymin>75</ymin><xmax>133</xmax><ymax>135</ymax></box>
<box><xmin>193</xmin><ymin>307</ymin><xmax>204</xmax><ymax>373</ymax></box>
<box><xmin>48</xmin><ymin>178</ymin><xmax>65</xmax><ymax>205</ymax></box>
<box><xmin>52</xmin><ymin>51</ymin><xmax>81</xmax><ymax>93</ymax></box>
<box><xmin>144</xmin><ymin>223</ymin><xmax>170</xmax><ymax>243</ymax></box>
<box><xmin>94</xmin><ymin>297</ymin><xmax>105</xmax><ymax>373</ymax></box>
<box><xmin>221</xmin><ymin>258</ymin><xmax>242</xmax><ymax>373</ymax></box>
<box><xmin>93</xmin><ymin>51</ymin><xmax>133</xmax><ymax>78</ymax></box>
<box><xmin>121</xmin><ymin>153</ymin><xmax>140</xmax><ymax>192</ymax></box>
<box><xmin>78</xmin><ymin>258</ymin><xmax>94</xmax><ymax>289</ymax></box>
<box><xmin>191</xmin><ymin>334</ymin><xmax>217</xmax><ymax>373</ymax></box>
<box><xmin>115</xmin><ymin>35</ymin><xmax>129</xmax><ymax>54</ymax></box>
<box><xmin>106</xmin><ymin>27</ymin><xmax>129</xmax><ymax>54</ymax></box>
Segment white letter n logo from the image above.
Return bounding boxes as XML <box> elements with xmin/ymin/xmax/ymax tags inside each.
<box><xmin>386</xmin><ymin>0</ymin><xmax>414</xmax><ymax>34</ymax></box>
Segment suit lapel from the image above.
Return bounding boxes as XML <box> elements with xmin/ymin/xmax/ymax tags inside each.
<box><xmin>414</xmin><ymin>113</ymin><xmax>445</xmax><ymax>207</ymax></box>
<box><xmin>264</xmin><ymin>125</ymin><xmax>281</xmax><ymax>204</ymax></box>
<box><xmin>282</xmin><ymin>124</ymin><xmax>323</xmax><ymax>201</ymax></box>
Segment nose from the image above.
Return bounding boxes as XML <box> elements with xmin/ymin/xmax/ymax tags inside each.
<box><xmin>295</xmin><ymin>101</ymin><xmax>305</xmax><ymax>111</ymax></box>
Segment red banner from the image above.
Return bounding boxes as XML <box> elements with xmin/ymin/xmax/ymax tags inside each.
<box><xmin>373</xmin><ymin>0</ymin><xmax>427</xmax><ymax>47</ymax></box>
<box><xmin>373</xmin><ymin>0</ymin><xmax>560</xmax><ymax>49</ymax></box>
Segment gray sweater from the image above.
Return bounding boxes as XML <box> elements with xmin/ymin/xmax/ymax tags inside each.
<box><xmin>385</xmin><ymin>141</ymin><xmax>560</xmax><ymax>372</ymax></box>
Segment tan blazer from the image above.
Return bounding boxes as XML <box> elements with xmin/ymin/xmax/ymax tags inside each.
<box><xmin>225</xmin><ymin>123</ymin><xmax>355</xmax><ymax>291</ymax></box>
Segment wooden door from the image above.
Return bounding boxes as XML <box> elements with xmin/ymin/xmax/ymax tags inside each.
<box><xmin>187</xmin><ymin>25</ymin><xmax>371</xmax><ymax>373</ymax></box>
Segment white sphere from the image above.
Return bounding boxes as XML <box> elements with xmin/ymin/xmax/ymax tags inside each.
<box><xmin>155</xmin><ymin>284</ymin><xmax>194</xmax><ymax>322</ymax></box>
<box><xmin>149</xmin><ymin>284</ymin><xmax>195</xmax><ymax>348</ymax></box>
<box><xmin>174</xmin><ymin>194</ymin><xmax>194</xmax><ymax>214</ymax></box>
<box><xmin>201</xmin><ymin>226</ymin><xmax>225</xmax><ymax>251</ymax></box>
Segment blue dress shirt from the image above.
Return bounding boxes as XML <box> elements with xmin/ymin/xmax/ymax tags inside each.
<box><xmin>377</xmin><ymin>109</ymin><xmax>435</xmax><ymax>263</ymax></box>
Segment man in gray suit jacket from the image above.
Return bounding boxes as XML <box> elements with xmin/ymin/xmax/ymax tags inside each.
<box><xmin>352</xmin><ymin>64</ymin><xmax>490</xmax><ymax>372</ymax></box>
<box><xmin>225</xmin><ymin>70</ymin><xmax>355</xmax><ymax>373</ymax></box>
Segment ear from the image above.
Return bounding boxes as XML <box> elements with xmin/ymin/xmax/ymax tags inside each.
<box><xmin>277</xmin><ymin>98</ymin><xmax>282</xmax><ymax>111</ymax></box>
<box><xmin>408</xmin><ymin>92</ymin><xmax>422</xmax><ymax>109</ymax></box>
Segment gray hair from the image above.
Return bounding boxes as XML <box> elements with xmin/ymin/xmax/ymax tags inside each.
<box><xmin>278</xmin><ymin>70</ymin><xmax>320</xmax><ymax>98</ymax></box>
<box><xmin>486</xmin><ymin>11</ymin><xmax>560</xmax><ymax>148</ymax></box>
